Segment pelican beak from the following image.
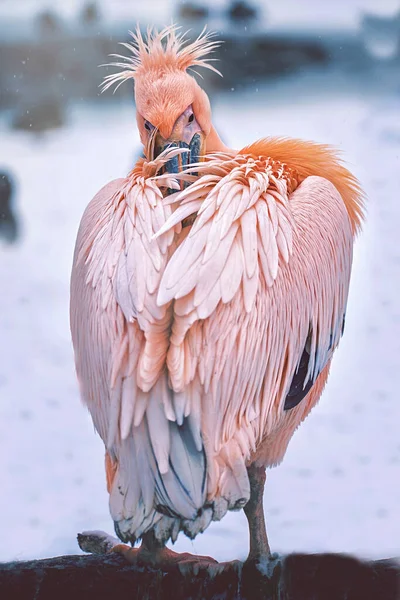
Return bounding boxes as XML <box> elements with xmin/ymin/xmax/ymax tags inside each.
<box><xmin>155</xmin><ymin>133</ymin><xmax>203</xmax><ymax>175</ymax></box>
<box><xmin>152</xmin><ymin>114</ymin><xmax>205</xmax><ymax>174</ymax></box>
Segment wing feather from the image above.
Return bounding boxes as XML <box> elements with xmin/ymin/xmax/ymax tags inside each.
<box><xmin>220</xmin><ymin>237</ymin><xmax>244</xmax><ymax>303</ymax></box>
<box><xmin>157</xmin><ymin>157</ymin><xmax>354</xmax><ymax>494</ymax></box>
<box><xmin>71</xmin><ymin>165</ymin><xmax>212</xmax><ymax>542</ymax></box>
<box><xmin>72</xmin><ymin>147</ymin><xmax>358</xmax><ymax>544</ymax></box>
<box><xmin>241</xmin><ymin>207</ymin><xmax>257</xmax><ymax>275</ymax></box>
<box><xmin>120</xmin><ymin>375</ymin><xmax>137</xmax><ymax>440</ymax></box>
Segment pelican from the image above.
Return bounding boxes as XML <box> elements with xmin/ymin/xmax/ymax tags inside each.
<box><xmin>70</xmin><ymin>25</ymin><xmax>364</xmax><ymax>568</ymax></box>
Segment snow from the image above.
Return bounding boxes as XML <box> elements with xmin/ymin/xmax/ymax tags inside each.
<box><xmin>0</xmin><ymin>71</ymin><xmax>399</xmax><ymax>563</ymax></box>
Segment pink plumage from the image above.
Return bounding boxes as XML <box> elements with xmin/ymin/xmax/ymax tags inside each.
<box><xmin>70</xmin><ymin>25</ymin><xmax>364</xmax><ymax>560</ymax></box>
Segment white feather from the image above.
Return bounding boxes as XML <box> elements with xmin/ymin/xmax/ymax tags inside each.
<box><xmin>120</xmin><ymin>375</ymin><xmax>137</xmax><ymax>440</ymax></box>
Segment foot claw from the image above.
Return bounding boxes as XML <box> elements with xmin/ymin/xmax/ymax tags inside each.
<box><xmin>177</xmin><ymin>555</ymin><xmax>218</xmax><ymax>576</ymax></box>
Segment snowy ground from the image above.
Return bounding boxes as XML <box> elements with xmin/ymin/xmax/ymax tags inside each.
<box><xmin>0</xmin><ymin>70</ymin><xmax>399</xmax><ymax>563</ymax></box>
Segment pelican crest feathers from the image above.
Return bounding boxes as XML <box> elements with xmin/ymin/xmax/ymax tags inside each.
<box><xmin>101</xmin><ymin>24</ymin><xmax>222</xmax><ymax>93</ymax></box>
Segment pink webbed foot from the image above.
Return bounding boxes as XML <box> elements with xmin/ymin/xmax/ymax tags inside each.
<box><xmin>78</xmin><ymin>529</ymin><xmax>219</xmax><ymax>574</ymax></box>
<box><xmin>111</xmin><ymin>542</ymin><xmax>219</xmax><ymax>574</ymax></box>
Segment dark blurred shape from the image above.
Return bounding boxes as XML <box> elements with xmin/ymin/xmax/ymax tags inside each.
<box><xmin>37</xmin><ymin>10</ymin><xmax>63</xmax><ymax>38</ymax></box>
<box><xmin>178</xmin><ymin>2</ymin><xmax>209</xmax><ymax>21</ymax></box>
<box><xmin>252</xmin><ymin>36</ymin><xmax>329</xmax><ymax>74</ymax></box>
<box><xmin>228</xmin><ymin>1</ymin><xmax>258</xmax><ymax>22</ymax></box>
<box><xmin>12</xmin><ymin>98</ymin><xmax>65</xmax><ymax>133</ymax></box>
<box><xmin>216</xmin><ymin>34</ymin><xmax>329</xmax><ymax>89</ymax></box>
<box><xmin>81</xmin><ymin>2</ymin><xmax>102</xmax><ymax>27</ymax></box>
<box><xmin>361</xmin><ymin>10</ymin><xmax>400</xmax><ymax>60</ymax></box>
<box><xmin>0</xmin><ymin>172</ymin><xmax>19</xmax><ymax>245</ymax></box>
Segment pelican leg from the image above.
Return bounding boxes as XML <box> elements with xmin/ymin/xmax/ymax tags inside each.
<box><xmin>244</xmin><ymin>463</ymin><xmax>271</xmax><ymax>562</ymax></box>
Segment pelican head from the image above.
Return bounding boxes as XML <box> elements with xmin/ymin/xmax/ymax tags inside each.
<box><xmin>102</xmin><ymin>25</ymin><xmax>226</xmax><ymax>174</ymax></box>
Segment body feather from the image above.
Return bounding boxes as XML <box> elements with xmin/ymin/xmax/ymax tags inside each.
<box><xmin>71</xmin><ymin>138</ymin><xmax>363</xmax><ymax>544</ymax></box>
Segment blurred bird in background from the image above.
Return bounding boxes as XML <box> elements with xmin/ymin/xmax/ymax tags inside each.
<box><xmin>70</xmin><ymin>25</ymin><xmax>364</xmax><ymax>568</ymax></box>
<box><xmin>0</xmin><ymin>171</ymin><xmax>19</xmax><ymax>245</ymax></box>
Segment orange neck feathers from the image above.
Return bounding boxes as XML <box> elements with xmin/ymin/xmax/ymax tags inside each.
<box><xmin>241</xmin><ymin>138</ymin><xmax>365</xmax><ymax>235</ymax></box>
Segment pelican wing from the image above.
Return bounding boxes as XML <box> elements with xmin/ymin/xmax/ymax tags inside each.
<box><xmin>70</xmin><ymin>175</ymin><xmax>172</xmax><ymax>446</ymax></box>
<box><xmin>70</xmin><ymin>165</ymin><xmax>208</xmax><ymax>544</ymax></box>
<box><xmin>156</xmin><ymin>156</ymin><xmax>354</xmax><ymax>493</ymax></box>
<box><xmin>157</xmin><ymin>157</ymin><xmax>294</xmax><ymax>317</ymax></box>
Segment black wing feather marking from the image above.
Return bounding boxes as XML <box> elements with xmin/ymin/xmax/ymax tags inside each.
<box><xmin>284</xmin><ymin>313</ymin><xmax>346</xmax><ymax>411</ymax></box>
<box><xmin>284</xmin><ymin>341</ymin><xmax>314</xmax><ymax>410</ymax></box>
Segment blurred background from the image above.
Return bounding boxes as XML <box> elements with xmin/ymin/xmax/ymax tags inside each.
<box><xmin>0</xmin><ymin>0</ymin><xmax>399</xmax><ymax>563</ymax></box>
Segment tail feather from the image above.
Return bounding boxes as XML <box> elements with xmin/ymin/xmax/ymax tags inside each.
<box><xmin>109</xmin><ymin>381</ymin><xmax>207</xmax><ymax>542</ymax></box>
<box><xmin>109</xmin><ymin>377</ymin><xmax>251</xmax><ymax>544</ymax></box>
<box><xmin>158</xmin><ymin>420</ymin><xmax>206</xmax><ymax>519</ymax></box>
<box><xmin>111</xmin><ymin>423</ymin><xmax>160</xmax><ymax>541</ymax></box>
<box><xmin>134</xmin><ymin>420</ymin><xmax>157</xmax><ymax>516</ymax></box>
<box><xmin>147</xmin><ymin>383</ymin><xmax>170</xmax><ymax>475</ymax></box>
<box><xmin>182</xmin><ymin>507</ymin><xmax>213</xmax><ymax>539</ymax></box>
